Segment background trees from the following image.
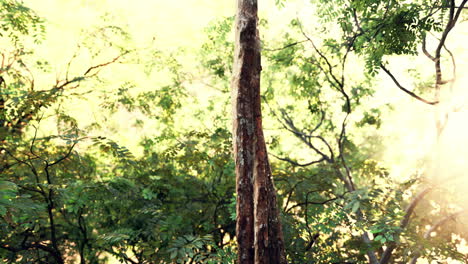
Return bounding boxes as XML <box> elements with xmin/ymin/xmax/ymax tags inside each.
<box><xmin>1</xmin><ymin>0</ymin><xmax>467</xmax><ymax>263</ymax></box>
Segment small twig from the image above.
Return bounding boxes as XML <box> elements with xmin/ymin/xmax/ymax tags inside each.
<box><xmin>263</xmin><ymin>39</ymin><xmax>308</xmax><ymax>52</ymax></box>
<box><xmin>272</xmin><ymin>153</ymin><xmax>326</xmax><ymax>167</ymax></box>
<box><xmin>65</xmin><ymin>46</ymin><xmax>80</xmax><ymax>82</ymax></box>
<box><xmin>443</xmin><ymin>43</ymin><xmax>456</xmax><ymax>91</ymax></box>
<box><xmin>282</xmin><ymin>180</ymin><xmax>304</xmax><ymax>212</ymax></box>
<box><xmin>286</xmin><ymin>195</ymin><xmax>343</xmax><ymax>213</ymax></box>
<box><xmin>83</xmin><ymin>52</ymin><xmax>127</xmax><ymax>76</ymax></box>
<box><xmin>298</xmin><ymin>22</ymin><xmax>343</xmax><ymax>89</ymax></box>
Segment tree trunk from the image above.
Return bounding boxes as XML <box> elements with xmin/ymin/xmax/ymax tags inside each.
<box><xmin>231</xmin><ymin>1</ymin><xmax>287</xmax><ymax>263</ymax></box>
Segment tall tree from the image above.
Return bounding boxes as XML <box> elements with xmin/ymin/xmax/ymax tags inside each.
<box><xmin>231</xmin><ymin>0</ymin><xmax>287</xmax><ymax>263</ymax></box>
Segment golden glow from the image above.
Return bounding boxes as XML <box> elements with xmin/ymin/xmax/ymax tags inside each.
<box><xmin>377</xmin><ymin>22</ymin><xmax>468</xmax><ymax>264</ymax></box>
<box><xmin>18</xmin><ymin>1</ymin><xmax>468</xmax><ymax>263</ymax></box>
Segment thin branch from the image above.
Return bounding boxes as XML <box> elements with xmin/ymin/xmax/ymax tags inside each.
<box><xmin>433</xmin><ymin>5</ymin><xmax>468</xmax><ymax>9</ymax></box>
<box><xmin>262</xmin><ymin>39</ymin><xmax>308</xmax><ymax>52</ymax></box>
<box><xmin>281</xmin><ymin>110</ymin><xmax>332</xmax><ymax>162</ymax></box>
<box><xmin>56</xmin><ymin>52</ymin><xmax>127</xmax><ymax>90</ymax></box>
<box><xmin>337</xmin><ymin>113</ymin><xmax>355</xmax><ymax>191</ymax></box>
<box><xmin>379</xmin><ymin>186</ymin><xmax>433</xmax><ymax>264</ymax></box>
<box><xmin>443</xmin><ymin>44</ymin><xmax>456</xmax><ymax>90</ymax></box>
<box><xmin>434</xmin><ymin>0</ymin><xmax>467</xmax><ymax>89</ymax></box>
<box><xmin>298</xmin><ymin>22</ymin><xmax>343</xmax><ymax>89</ymax></box>
<box><xmin>18</xmin><ymin>60</ymin><xmax>35</xmax><ymax>91</ymax></box>
<box><xmin>307</xmin><ymin>109</ymin><xmax>326</xmax><ymax>136</ymax></box>
<box><xmin>83</xmin><ymin>52</ymin><xmax>127</xmax><ymax>76</ymax></box>
<box><xmin>48</xmin><ymin>141</ymin><xmax>78</xmax><ymax>167</ymax></box>
<box><xmin>312</xmin><ymin>135</ymin><xmax>335</xmax><ymax>161</ymax></box>
<box><xmin>274</xmin><ymin>107</ymin><xmax>333</xmax><ymax>162</ymax></box>
<box><xmin>65</xmin><ymin>46</ymin><xmax>80</xmax><ymax>82</ymax></box>
<box><xmin>282</xmin><ymin>180</ymin><xmax>304</xmax><ymax>212</ymax></box>
<box><xmin>1</xmin><ymin>53</ymin><xmax>5</xmax><ymax>69</ymax></box>
<box><xmin>380</xmin><ymin>64</ymin><xmax>439</xmax><ymax>105</ymax></box>
<box><xmin>2</xmin><ymin>148</ymin><xmax>42</xmax><ymax>193</ymax></box>
<box><xmin>421</xmin><ymin>36</ymin><xmax>436</xmax><ymax>62</ymax></box>
<box><xmin>285</xmin><ymin>195</ymin><xmax>343</xmax><ymax>214</ymax></box>
<box><xmin>272</xmin><ymin>153</ymin><xmax>326</xmax><ymax>167</ymax></box>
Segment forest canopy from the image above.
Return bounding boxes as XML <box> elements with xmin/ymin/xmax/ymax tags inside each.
<box><xmin>1</xmin><ymin>0</ymin><xmax>468</xmax><ymax>263</ymax></box>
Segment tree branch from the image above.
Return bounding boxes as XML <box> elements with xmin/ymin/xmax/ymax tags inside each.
<box><xmin>379</xmin><ymin>186</ymin><xmax>433</xmax><ymax>264</ymax></box>
<box><xmin>380</xmin><ymin>64</ymin><xmax>438</xmax><ymax>105</ymax></box>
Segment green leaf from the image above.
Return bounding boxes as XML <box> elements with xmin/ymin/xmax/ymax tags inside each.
<box><xmin>0</xmin><ymin>180</ymin><xmax>18</xmax><ymax>191</ymax></box>
<box><xmin>0</xmin><ymin>205</ymin><xmax>7</xmax><ymax>216</ymax></box>
<box><xmin>351</xmin><ymin>201</ymin><xmax>360</xmax><ymax>213</ymax></box>
<box><xmin>170</xmin><ymin>249</ymin><xmax>178</xmax><ymax>260</ymax></box>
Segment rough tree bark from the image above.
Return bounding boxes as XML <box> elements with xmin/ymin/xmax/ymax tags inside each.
<box><xmin>231</xmin><ymin>0</ymin><xmax>287</xmax><ymax>263</ymax></box>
